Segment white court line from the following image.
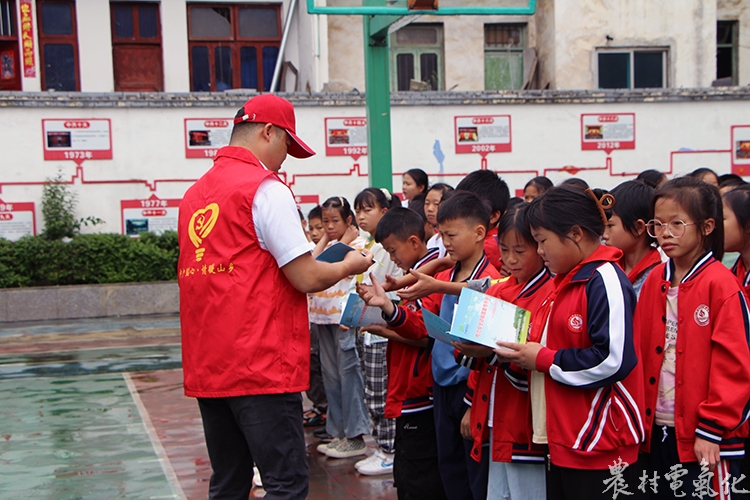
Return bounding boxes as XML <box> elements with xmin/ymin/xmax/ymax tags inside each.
<box><xmin>123</xmin><ymin>372</ymin><xmax>187</xmax><ymax>500</ymax></box>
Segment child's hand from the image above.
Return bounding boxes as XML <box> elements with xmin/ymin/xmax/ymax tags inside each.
<box><xmin>397</xmin><ymin>269</ymin><xmax>441</xmax><ymax>301</ymax></box>
<box><xmin>494</xmin><ymin>342</ymin><xmax>543</xmax><ymax>370</ymax></box>
<box><xmin>452</xmin><ymin>341</ymin><xmax>494</xmax><ymax>359</ymax></box>
<box><xmin>357</xmin><ymin>274</ymin><xmax>395</xmax><ymax>317</ymax></box>
<box><xmin>460</xmin><ymin>407</ymin><xmax>472</xmax><ymax>441</ymax></box>
<box><xmin>694</xmin><ymin>437</ymin><xmax>720</xmax><ymax>471</ymax></box>
<box><xmin>339</xmin><ymin>325</ymin><xmax>350</xmax><ymax>332</ymax></box>
<box><xmin>362</xmin><ymin>325</ymin><xmax>399</xmax><ymax>341</ymax></box>
<box><xmin>381</xmin><ymin>273</ymin><xmax>404</xmax><ymax>292</ymax></box>
<box><xmin>341</xmin><ymin>224</ymin><xmax>359</xmax><ymax>245</ymax></box>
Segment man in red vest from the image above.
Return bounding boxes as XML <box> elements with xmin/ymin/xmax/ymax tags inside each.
<box><xmin>178</xmin><ymin>94</ymin><xmax>372</xmax><ymax>499</ymax></box>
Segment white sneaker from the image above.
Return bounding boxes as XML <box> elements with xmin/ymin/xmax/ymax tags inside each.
<box><xmin>355</xmin><ymin>449</ymin><xmax>394</xmax><ymax>475</ymax></box>
<box><xmin>316</xmin><ymin>437</ymin><xmax>340</xmax><ymax>454</ymax></box>
<box><xmin>325</xmin><ymin>436</ymin><xmax>367</xmax><ymax>459</ymax></box>
<box><xmin>252</xmin><ymin>466</ymin><xmax>263</xmax><ymax>488</ymax></box>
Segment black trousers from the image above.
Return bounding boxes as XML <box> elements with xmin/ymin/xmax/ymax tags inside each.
<box><xmin>394</xmin><ymin>409</ymin><xmax>449</xmax><ymax>500</ymax></box>
<box><xmin>433</xmin><ymin>382</ymin><xmax>489</xmax><ymax>500</ymax></box>
<box><xmin>197</xmin><ymin>393</ymin><xmax>309</xmax><ymax>500</ymax></box>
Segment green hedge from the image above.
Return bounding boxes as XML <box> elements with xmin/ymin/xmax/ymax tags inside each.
<box><xmin>0</xmin><ymin>231</ymin><xmax>179</xmax><ymax>288</ymax></box>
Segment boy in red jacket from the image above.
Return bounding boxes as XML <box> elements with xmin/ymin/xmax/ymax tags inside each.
<box><xmin>360</xmin><ymin>192</ymin><xmax>501</xmax><ymax>500</ymax></box>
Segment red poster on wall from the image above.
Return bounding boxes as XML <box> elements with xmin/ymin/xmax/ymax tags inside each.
<box><xmin>731</xmin><ymin>125</ymin><xmax>750</xmax><ymax>176</ymax></box>
<box><xmin>121</xmin><ymin>195</ymin><xmax>181</xmax><ymax>237</ymax></box>
<box><xmin>454</xmin><ymin>115</ymin><xmax>512</xmax><ymax>155</ymax></box>
<box><xmin>19</xmin><ymin>0</ymin><xmax>36</xmax><ymax>78</ymax></box>
<box><xmin>325</xmin><ymin>117</ymin><xmax>368</xmax><ymax>160</ymax></box>
<box><xmin>0</xmin><ymin>198</ymin><xmax>36</xmax><ymax>241</ymax></box>
<box><xmin>184</xmin><ymin>118</ymin><xmax>233</xmax><ymax>158</ymax></box>
<box><xmin>580</xmin><ymin>113</ymin><xmax>635</xmax><ymax>154</ymax></box>
<box><xmin>42</xmin><ymin>119</ymin><xmax>113</xmax><ymax>161</ymax></box>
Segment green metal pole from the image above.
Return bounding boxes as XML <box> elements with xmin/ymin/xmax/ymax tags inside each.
<box><xmin>363</xmin><ymin>5</ymin><xmax>394</xmax><ymax>191</ymax></box>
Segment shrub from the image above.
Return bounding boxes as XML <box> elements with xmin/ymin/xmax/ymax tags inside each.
<box><xmin>0</xmin><ymin>231</ymin><xmax>179</xmax><ymax>288</ymax></box>
<box><xmin>41</xmin><ymin>171</ymin><xmax>103</xmax><ymax>240</ymax></box>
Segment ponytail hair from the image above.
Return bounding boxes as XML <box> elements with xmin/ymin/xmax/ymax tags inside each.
<box><xmin>651</xmin><ymin>177</ymin><xmax>724</xmax><ymax>261</ymax></box>
<box><xmin>321</xmin><ymin>196</ymin><xmax>357</xmax><ymax>228</ymax></box>
<box><xmin>526</xmin><ymin>185</ymin><xmax>611</xmax><ymax>241</ymax></box>
<box><xmin>354</xmin><ymin>187</ymin><xmax>398</xmax><ymax>211</ymax></box>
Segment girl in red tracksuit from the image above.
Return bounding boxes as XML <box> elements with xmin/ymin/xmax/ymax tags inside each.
<box><xmin>454</xmin><ymin>205</ymin><xmax>554</xmax><ymax>500</ymax></box>
<box><xmin>495</xmin><ymin>185</ymin><xmax>645</xmax><ymax>500</ymax></box>
<box><xmin>604</xmin><ymin>180</ymin><xmax>664</xmax><ymax>298</ymax></box>
<box><xmin>636</xmin><ymin>177</ymin><xmax>750</xmax><ymax>499</ymax></box>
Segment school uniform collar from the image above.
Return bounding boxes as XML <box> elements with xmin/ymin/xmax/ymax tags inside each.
<box><xmin>518</xmin><ymin>267</ymin><xmax>553</xmax><ymax>299</ymax></box>
<box><xmin>450</xmin><ymin>252</ymin><xmax>490</xmax><ymax>282</ymax></box>
<box><xmin>414</xmin><ymin>247</ymin><xmax>440</xmax><ymax>270</ymax></box>
<box><xmin>561</xmin><ymin>244</ymin><xmax>623</xmax><ymax>285</ymax></box>
<box><xmin>620</xmin><ymin>247</ymin><xmax>662</xmax><ymax>285</ymax></box>
<box><xmin>664</xmin><ymin>251</ymin><xmax>714</xmax><ymax>284</ymax></box>
<box><xmin>732</xmin><ymin>256</ymin><xmax>750</xmax><ymax>288</ymax></box>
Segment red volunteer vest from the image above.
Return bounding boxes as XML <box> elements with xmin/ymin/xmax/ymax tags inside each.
<box><xmin>178</xmin><ymin>146</ymin><xmax>310</xmax><ymax>397</ymax></box>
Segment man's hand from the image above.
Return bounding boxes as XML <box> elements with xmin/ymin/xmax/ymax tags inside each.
<box><xmin>452</xmin><ymin>341</ymin><xmax>494</xmax><ymax>359</ymax></box>
<box><xmin>397</xmin><ymin>269</ymin><xmax>441</xmax><ymax>301</ymax></box>
<box><xmin>694</xmin><ymin>437</ymin><xmax>721</xmax><ymax>471</ymax></box>
<box><xmin>460</xmin><ymin>407</ymin><xmax>472</xmax><ymax>441</ymax></box>
<box><xmin>494</xmin><ymin>342</ymin><xmax>543</xmax><ymax>370</ymax></box>
<box><xmin>342</xmin><ymin>249</ymin><xmax>373</xmax><ymax>276</ymax></box>
<box><xmin>356</xmin><ymin>273</ymin><xmax>395</xmax><ymax>317</ymax></box>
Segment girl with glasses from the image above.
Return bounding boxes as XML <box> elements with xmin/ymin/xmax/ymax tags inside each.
<box><xmin>636</xmin><ymin>177</ymin><xmax>750</xmax><ymax>499</ymax></box>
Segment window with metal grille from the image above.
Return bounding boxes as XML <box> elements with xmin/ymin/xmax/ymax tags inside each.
<box><xmin>187</xmin><ymin>4</ymin><xmax>281</xmax><ymax>92</ymax></box>
<box><xmin>37</xmin><ymin>0</ymin><xmax>80</xmax><ymax>91</ymax></box>
<box><xmin>389</xmin><ymin>24</ymin><xmax>443</xmax><ymax>91</ymax></box>
<box><xmin>484</xmin><ymin>24</ymin><xmax>525</xmax><ymax>90</ymax></box>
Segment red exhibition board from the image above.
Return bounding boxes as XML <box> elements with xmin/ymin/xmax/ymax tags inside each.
<box><xmin>324</xmin><ymin>117</ymin><xmax>368</xmax><ymax>160</ymax></box>
<box><xmin>0</xmin><ymin>198</ymin><xmax>36</xmax><ymax>241</ymax></box>
<box><xmin>731</xmin><ymin>125</ymin><xmax>750</xmax><ymax>176</ymax></box>
<box><xmin>184</xmin><ymin>118</ymin><xmax>233</xmax><ymax>158</ymax></box>
<box><xmin>580</xmin><ymin>113</ymin><xmax>635</xmax><ymax>154</ymax></box>
<box><xmin>120</xmin><ymin>195</ymin><xmax>181</xmax><ymax>236</ymax></box>
<box><xmin>454</xmin><ymin>115</ymin><xmax>512</xmax><ymax>155</ymax></box>
<box><xmin>42</xmin><ymin>119</ymin><xmax>113</xmax><ymax>161</ymax></box>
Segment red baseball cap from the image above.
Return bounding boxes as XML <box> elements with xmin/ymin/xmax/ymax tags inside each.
<box><xmin>233</xmin><ymin>94</ymin><xmax>316</xmax><ymax>159</ymax></box>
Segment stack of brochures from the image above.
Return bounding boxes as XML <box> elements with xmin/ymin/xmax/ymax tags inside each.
<box><xmin>424</xmin><ymin>288</ymin><xmax>531</xmax><ymax>348</ymax></box>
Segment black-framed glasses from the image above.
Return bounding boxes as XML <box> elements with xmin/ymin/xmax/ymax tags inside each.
<box><xmin>646</xmin><ymin>219</ymin><xmax>696</xmax><ymax>238</ymax></box>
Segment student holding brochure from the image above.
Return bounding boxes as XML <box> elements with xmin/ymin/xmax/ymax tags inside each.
<box><xmin>359</xmin><ymin>192</ymin><xmax>501</xmax><ymax>500</ymax></box>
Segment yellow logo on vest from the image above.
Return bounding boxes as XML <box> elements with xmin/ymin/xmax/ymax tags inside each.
<box><xmin>188</xmin><ymin>203</ymin><xmax>219</xmax><ymax>262</ymax></box>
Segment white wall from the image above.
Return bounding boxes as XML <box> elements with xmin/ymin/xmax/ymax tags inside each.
<box><xmin>76</xmin><ymin>0</ymin><xmax>115</xmax><ymax>92</ymax></box>
<box><xmin>1</xmin><ymin>95</ymin><xmax>748</xmax><ymax>236</ymax></box>
<box><xmin>161</xmin><ymin>0</ymin><xmax>191</xmax><ymax>92</ymax></box>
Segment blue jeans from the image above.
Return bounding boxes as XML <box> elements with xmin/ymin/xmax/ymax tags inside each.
<box><xmin>314</xmin><ymin>323</ymin><xmax>369</xmax><ymax>439</ymax></box>
<box><xmin>488</xmin><ymin>459</ymin><xmax>546</xmax><ymax>500</ymax></box>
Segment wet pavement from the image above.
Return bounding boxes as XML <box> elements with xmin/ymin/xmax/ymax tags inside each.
<box><xmin>0</xmin><ymin>315</ymin><xmax>397</xmax><ymax>499</ymax></box>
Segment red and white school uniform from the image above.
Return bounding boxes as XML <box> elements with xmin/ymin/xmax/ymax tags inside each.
<box><xmin>531</xmin><ymin>245</ymin><xmax>645</xmax><ymax>469</ymax></box>
<box><xmin>463</xmin><ymin>267</ymin><xmax>555</xmax><ymax>464</ymax></box>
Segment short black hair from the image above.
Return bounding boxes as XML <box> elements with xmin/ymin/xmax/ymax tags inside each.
<box><xmin>526</xmin><ymin>185</ymin><xmax>606</xmax><ymax>241</ymax></box>
<box><xmin>374</xmin><ymin>207</ymin><xmax>426</xmax><ymax>243</ymax></box>
<box><xmin>408</xmin><ymin>193</ymin><xmax>427</xmax><ymax>223</ymax></box>
<box><xmin>636</xmin><ymin>169</ymin><xmax>667</xmax><ymax>189</ymax></box>
<box><xmin>688</xmin><ymin>168</ymin><xmax>719</xmax><ymax>185</ymax></box>
<box><xmin>497</xmin><ymin>204</ymin><xmax>535</xmax><ymax>246</ymax></box>
<box><xmin>437</xmin><ymin>190</ymin><xmax>491</xmax><ymax>230</ymax></box>
<box><xmin>354</xmin><ymin>187</ymin><xmax>399</xmax><ymax>211</ymax></box>
<box><xmin>718</xmin><ymin>173</ymin><xmax>747</xmax><ymax>189</ymax></box>
<box><xmin>524</xmin><ymin>176</ymin><xmax>553</xmax><ymax>194</ymax></box>
<box><xmin>652</xmin><ymin>176</ymin><xmax>724</xmax><ymax>261</ymax></box>
<box><xmin>559</xmin><ymin>177</ymin><xmax>590</xmax><ymax>190</ymax></box>
<box><xmin>297</xmin><ymin>208</ymin><xmax>305</xmax><ymax>221</ymax></box>
<box><xmin>455</xmin><ymin>170</ymin><xmax>510</xmax><ymax>217</ymax></box>
<box><xmin>307</xmin><ymin>205</ymin><xmax>322</xmax><ymax>221</ymax></box>
<box><xmin>610</xmin><ymin>181</ymin><xmax>656</xmax><ymax>245</ymax></box>
<box><xmin>427</xmin><ymin>182</ymin><xmax>454</xmax><ymax>197</ymax></box>
<box><xmin>723</xmin><ymin>184</ymin><xmax>750</xmax><ymax>240</ymax></box>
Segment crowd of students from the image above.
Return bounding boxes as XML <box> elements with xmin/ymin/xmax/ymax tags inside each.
<box><xmin>296</xmin><ymin>166</ymin><xmax>750</xmax><ymax>500</ymax></box>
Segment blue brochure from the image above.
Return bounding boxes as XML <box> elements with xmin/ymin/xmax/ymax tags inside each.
<box><xmin>339</xmin><ymin>293</ymin><xmax>386</xmax><ymax>327</ymax></box>
<box><xmin>422</xmin><ymin>309</ymin><xmax>465</xmax><ymax>345</ymax></box>
<box><xmin>316</xmin><ymin>242</ymin><xmax>355</xmax><ymax>263</ymax></box>
<box><xmin>451</xmin><ymin>288</ymin><xmax>531</xmax><ymax>349</ymax></box>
